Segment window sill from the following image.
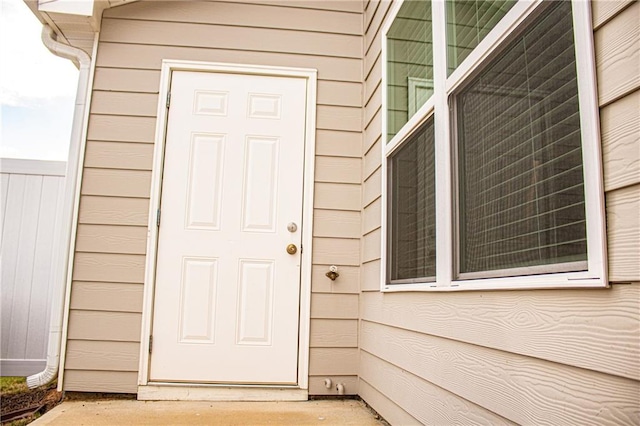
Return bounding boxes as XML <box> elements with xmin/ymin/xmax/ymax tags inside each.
<box><xmin>381</xmin><ymin>273</ymin><xmax>609</xmax><ymax>292</ymax></box>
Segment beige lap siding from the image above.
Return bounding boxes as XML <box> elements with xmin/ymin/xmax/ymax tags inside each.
<box><xmin>358</xmin><ymin>0</ymin><xmax>640</xmax><ymax>424</ymax></box>
<box><xmin>64</xmin><ymin>0</ymin><xmax>363</xmax><ymax>393</ymax></box>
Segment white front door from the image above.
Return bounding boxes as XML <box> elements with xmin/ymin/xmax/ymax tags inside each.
<box><xmin>150</xmin><ymin>70</ymin><xmax>307</xmax><ymax>384</ymax></box>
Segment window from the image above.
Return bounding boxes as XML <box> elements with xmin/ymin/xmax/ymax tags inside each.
<box><xmin>387</xmin><ymin>0</ymin><xmax>433</xmax><ymax>141</ymax></box>
<box><xmin>382</xmin><ymin>0</ymin><xmax>606</xmax><ymax>290</ymax></box>
<box><xmin>388</xmin><ymin>117</ymin><xmax>436</xmax><ymax>282</ymax></box>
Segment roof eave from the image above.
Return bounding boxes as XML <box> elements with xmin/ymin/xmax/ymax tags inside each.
<box><xmin>23</xmin><ymin>0</ymin><xmax>140</xmax><ymax>59</ymax></box>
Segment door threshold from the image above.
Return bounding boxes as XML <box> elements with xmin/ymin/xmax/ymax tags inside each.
<box><xmin>138</xmin><ymin>384</ymin><xmax>308</xmax><ymax>401</ymax></box>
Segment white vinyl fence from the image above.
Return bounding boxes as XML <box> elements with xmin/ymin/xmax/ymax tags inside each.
<box><xmin>1</xmin><ymin>158</ymin><xmax>66</xmax><ymax>376</ymax></box>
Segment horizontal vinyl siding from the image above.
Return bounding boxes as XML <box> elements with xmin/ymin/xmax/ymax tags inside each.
<box><xmin>64</xmin><ymin>370</ymin><xmax>138</xmax><ymax>393</ymax></box>
<box><xmin>99</xmin><ymin>22</ymin><xmax>361</xmax><ymax>59</ymax></box>
<box><xmin>95</xmin><ymin>43</ymin><xmax>363</xmax><ymax>82</ymax></box>
<box><xmin>360</xmin><ymin>351</ymin><xmax>514</xmax><ymax>425</ymax></box>
<box><xmin>594</xmin><ymin>1</ymin><xmax>640</xmax><ymax>107</ymax></box>
<box><xmin>103</xmin><ymin>1</ymin><xmax>363</xmax><ymax>34</ymax></box>
<box><xmin>360</xmin><ymin>322</ymin><xmax>637</xmax><ymax>425</ymax></box>
<box><xmin>361</xmin><ymin>286</ymin><xmax>640</xmax><ymax>381</ymax></box>
<box><xmin>64</xmin><ymin>0</ymin><xmax>363</xmax><ymax>393</ymax></box>
<box><xmin>597</xmin><ymin>0</ymin><xmax>640</xmax><ymax>282</ymax></box>
<box><xmin>600</xmin><ymin>90</ymin><xmax>640</xmax><ymax>192</ymax></box>
<box><xmin>358</xmin><ymin>1</ymin><xmax>640</xmax><ymax>424</ymax></box>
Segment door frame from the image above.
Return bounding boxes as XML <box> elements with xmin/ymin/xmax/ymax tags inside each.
<box><xmin>137</xmin><ymin>60</ymin><xmax>317</xmax><ymax>394</ymax></box>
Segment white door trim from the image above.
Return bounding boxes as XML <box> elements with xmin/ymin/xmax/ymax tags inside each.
<box><xmin>138</xmin><ymin>60</ymin><xmax>317</xmax><ymax>395</ymax></box>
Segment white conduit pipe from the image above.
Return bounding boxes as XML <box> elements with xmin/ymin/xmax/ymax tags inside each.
<box><xmin>27</xmin><ymin>25</ymin><xmax>91</xmax><ymax>389</ymax></box>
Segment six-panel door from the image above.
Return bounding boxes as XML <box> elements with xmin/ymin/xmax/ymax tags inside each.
<box><xmin>150</xmin><ymin>71</ymin><xmax>307</xmax><ymax>384</ymax></box>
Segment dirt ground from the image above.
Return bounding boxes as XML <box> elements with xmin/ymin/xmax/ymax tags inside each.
<box><xmin>0</xmin><ymin>380</ymin><xmax>62</xmax><ymax>425</ymax></box>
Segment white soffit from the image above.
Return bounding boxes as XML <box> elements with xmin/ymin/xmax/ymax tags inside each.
<box><xmin>39</xmin><ymin>0</ymin><xmax>95</xmax><ymax>16</ymax></box>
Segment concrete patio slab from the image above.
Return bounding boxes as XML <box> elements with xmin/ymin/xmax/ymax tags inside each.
<box><xmin>32</xmin><ymin>399</ymin><xmax>385</xmax><ymax>425</ymax></box>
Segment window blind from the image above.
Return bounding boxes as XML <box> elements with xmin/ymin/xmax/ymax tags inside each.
<box><xmin>455</xmin><ymin>1</ymin><xmax>587</xmax><ymax>276</ymax></box>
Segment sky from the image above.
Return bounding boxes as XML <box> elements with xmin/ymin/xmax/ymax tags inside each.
<box><xmin>0</xmin><ymin>0</ymin><xmax>79</xmax><ymax>161</ymax></box>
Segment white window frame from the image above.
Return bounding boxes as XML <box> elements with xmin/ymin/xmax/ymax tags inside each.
<box><xmin>381</xmin><ymin>0</ymin><xmax>608</xmax><ymax>292</ymax></box>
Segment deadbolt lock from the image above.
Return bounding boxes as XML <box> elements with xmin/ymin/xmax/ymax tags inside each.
<box><xmin>286</xmin><ymin>244</ymin><xmax>298</xmax><ymax>255</ymax></box>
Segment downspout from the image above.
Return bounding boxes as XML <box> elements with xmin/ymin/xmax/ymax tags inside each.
<box><xmin>27</xmin><ymin>25</ymin><xmax>93</xmax><ymax>389</ymax></box>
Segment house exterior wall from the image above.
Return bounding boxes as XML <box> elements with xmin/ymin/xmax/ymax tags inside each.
<box><xmin>359</xmin><ymin>0</ymin><xmax>639</xmax><ymax>424</ymax></box>
<box><xmin>59</xmin><ymin>0</ymin><xmax>640</xmax><ymax>414</ymax></box>
<box><xmin>1</xmin><ymin>159</ymin><xmax>66</xmax><ymax>376</ymax></box>
<box><xmin>62</xmin><ymin>0</ymin><xmax>363</xmax><ymax>393</ymax></box>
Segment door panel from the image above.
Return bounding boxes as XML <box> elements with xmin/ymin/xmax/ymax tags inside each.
<box><xmin>185</xmin><ymin>134</ymin><xmax>225</xmax><ymax>230</ymax></box>
<box><xmin>236</xmin><ymin>260</ymin><xmax>275</xmax><ymax>345</ymax></box>
<box><xmin>150</xmin><ymin>71</ymin><xmax>307</xmax><ymax>384</ymax></box>
<box><xmin>242</xmin><ymin>136</ymin><xmax>279</xmax><ymax>232</ymax></box>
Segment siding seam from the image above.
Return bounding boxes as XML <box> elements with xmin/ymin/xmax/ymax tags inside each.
<box><xmin>593</xmin><ymin>0</ymin><xmax>635</xmax><ymax>31</ymax></box>
<box><xmin>102</xmin><ymin>17</ymin><xmax>363</xmax><ymax>37</ymax></box>
<box><xmin>97</xmin><ymin>40</ymin><xmax>362</xmax><ymax>61</ymax></box>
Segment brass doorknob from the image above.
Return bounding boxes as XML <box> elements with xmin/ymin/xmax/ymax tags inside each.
<box><xmin>286</xmin><ymin>244</ymin><xmax>297</xmax><ymax>255</ymax></box>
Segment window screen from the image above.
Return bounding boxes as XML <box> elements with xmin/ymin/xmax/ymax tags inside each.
<box><xmin>389</xmin><ymin>117</ymin><xmax>436</xmax><ymax>281</ymax></box>
<box><xmin>455</xmin><ymin>2</ymin><xmax>587</xmax><ymax>276</ymax></box>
